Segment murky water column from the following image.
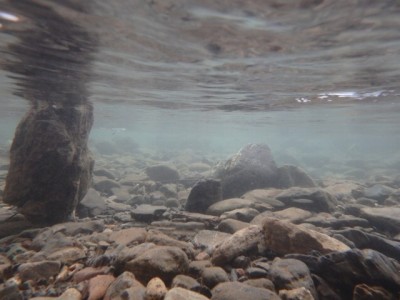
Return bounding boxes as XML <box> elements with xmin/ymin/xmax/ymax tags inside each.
<box><xmin>1</xmin><ymin>1</ymin><xmax>97</xmax><ymax>224</ymax></box>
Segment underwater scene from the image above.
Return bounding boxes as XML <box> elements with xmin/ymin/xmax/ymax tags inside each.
<box><xmin>0</xmin><ymin>0</ymin><xmax>400</xmax><ymax>299</ymax></box>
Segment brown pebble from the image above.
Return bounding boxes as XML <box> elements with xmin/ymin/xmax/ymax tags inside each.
<box><xmin>145</xmin><ymin>277</ymin><xmax>167</xmax><ymax>300</ymax></box>
<box><xmin>87</xmin><ymin>274</ymin><xmax>115</xmax><ymax>300</ymax></box>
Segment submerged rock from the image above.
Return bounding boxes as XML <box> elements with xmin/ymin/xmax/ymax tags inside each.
<box><xmin>312</xmin><ymin>249</ymin><xmax>400</xmax><ymax>298</ymax></box>
<box><xmin>262</xmin><ymin>217</ymin><xmax>350</xmax><ymax>255</ymax></box>
<box><xmin>275</xmin><ymin>187</ymin><xmax>338</xmax><ymax>212</ymax></box>
<box><xmin>3</xmin><ymin>104</ymin><xmax>93</xmax><ymax>224</ymax></box>
<box><xmin>146</xmin><ymin>165</ymin><xmax>180</xmax><ymax>183</ymax></box>
<box><xmin>124</xmin><ymin>246</ymin><xmax>189</xmax><ymax>285</ymax></box>
<box><xmin>211</xmin><ymin>281</ymin><xmax>280</xmax><ymax>300</ymax></box>
<box><xmin>186</xmin><ymin>179</ymin><xmax>222</xmax><ymax>213</ymax></box>
<box><xmin>276</xmin><ymin>165</ymin><xmax>316</xmax><ymax>189</ymax></box>
<box><xmin>359</xmin><ymin>206</ymin><xmax>400</xmax><ymax>233</ymax></box>
<box><xmin>215</xmin><ymin>144</ymin><xmax>278</xmax><ymax>199</ymax></box>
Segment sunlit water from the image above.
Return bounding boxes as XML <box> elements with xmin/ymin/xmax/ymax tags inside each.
<box><xmin>1</xmin><ymin>0</ymin><xmax>400</xmax><ymax>180</ymax></box>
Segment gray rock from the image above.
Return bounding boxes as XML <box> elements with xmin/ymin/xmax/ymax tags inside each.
<box><xmin>262</xmin><ymin>217</ymin><xmax>350</xmax><ymax>255</ymax></box>
<box><xmin>186</xmin><ymin>179</ymin><xmax>222</xmax><ymax>213</ymax></box>
<box><xmin>221</xmin><ymin>208</ymin><xmax>260</xmax><ymax>222</ymax></box>
<box><xmin>211</xmin><ymin>282</ymin><xmax>280</xmax><ymax>300</ymax></box>
<box><xmin>242</xmin><ymin>189</ymin><xmax>285</xmax><ymax>209</ymax></box>
<box><xmin>304</xmin><ymin>213</ymin><xmax>369</xmax><ymax>229</ymax></box>
<box><xmin>78</xmin><ymin>188</ymin><xmax>107</xmax><ymax>217</ymax></box>
<box><xmin>192</xmin><ymin>230</ymin><xmax>232</xmax><ymax>250</ymax></box>
<box><xmin>359</xmin><ymin>206</ymin><xmax>400</xmax><ymax>233</ymax></box>
<box><xmin>201</xmin><ymin>267</ymin><xmax>229</xmax><ymax>289</ymax></box>
<box><xmin>171</xmin><ymin>274</ymin><xmax>201</xmax><ymax>290</ymax></box>
<box><xmin>94</xmin><ymin>178</ymin><xmax>121</xmax><ymax>194</ymax></box>
<box><xmin>278</xmin><ymin>287</ymin><xmax>314</xmax><ymax>300</ymax></box>
<box><xmin>109</xmin><ymin>227</ymin><xmax>147</xmax><ymax>246</ymax></box>
<box><xmin>360</xmin><ymin>184</ymin><xmax>396</xmax><ymax>203</ymax></box>
<box><xmin>268</xmin><ymin>258</ymin><xmax>317</xmax><ymax>299</ymax></box>
<box><xmin>276</xmin><ymin>187</ymin><xmax>338</xmax><ymax>212</ymax></box>
<box><xmin>270</xmin><ymin>207</ymin><xmax>313</xmax><ymax>224</ymax></box>
<box><xmin>124</xmin><ymin>246</ymin><xmax>189</xmax><ymax>285</ymax></box>
<box><xmin>165</xmin><ymin>287</ymin><xmax>210</xmax><ymax>300</ymax></box>
<box><xmin>311</xmin><ymin>249</ymin><xmax>400</xmax><ymax>299</ymax></box>
<box><xmin>334</xmin><ymin>228</ymin><xmax>400</xmax><ymax>261</ymax></box>
<box><xmin>217</xmin><ymin>219</ymin><xmax>250</xmax><ymax>234</ymax></box>
<box><xmin>207</xmin><ymin>198</ymin><xmax>255</xmax><ymax>216</ymax></box>
<box><xmin>215</xmin><ymin>144</ymin><xmax>278</xmax><ymax>199</ymax></box>
<box><xmin>18</xmin><ymin>260</ymin><xmax>61</xmax><ymax>281</ymax></box>
<box><xmin>212</xmin><ymin>225</ymin><xmax>263</xmax><ymax>266</ymax></box>
<box><xmin>131</xmin><ymin>204</ymin><xmax>167</xmax><ymax>223</ymax></box>
<box><xmin>104</xmin><ymin>272</ymin><xmax>145</xmax><ymax>300</ymax></box>
<box><xmin>93</xmin><ymin>168</ymin><xmax>116</xmax><ymax>180</ymax></box>
<box><xmin>146</xmin><ymin>165</ymin><xmax>179</xmax><ymax>183</ymax></box>
<box><xmin>0</xmin><ymin>282</ymin><xmax>23</xmax><ymax>300</ymax></box>
<box><xmin>243</xmin><ymin>278</ymin><xmax>275</xmax><ymax>291</ymax></box>
<box><xmin>145</xmin><ymin>230</ymin><xmax>194</xmax><ymax>258</ymax></box>
<box><xmin>188</xmin><ymin>260</ymin><xmax>213</xmax><ymax>278</ymax></box>
<box><xmin>3</xmin><ymin>104</ymin><xmax>93</xmax><ymax>224</ymax></box>
<box><xmin>276</xmin><ymin>165</ymin><xmax>316</xmax><ymax>189</ymax></box>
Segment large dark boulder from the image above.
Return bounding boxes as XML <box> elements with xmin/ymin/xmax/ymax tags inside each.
<box><xmin>3</xmin><ymin>105</ymin><xmax>93</xmax><ymax>224</ymax></box>
<box><xmin>186</xmin><ymin>179</ymin><xmax>222</xmax><ymax>213</ymax></box>
<box><xmin>215</xmin><ymin>144</ymin><xmax>278</xmax><ymax>199</ymax></box>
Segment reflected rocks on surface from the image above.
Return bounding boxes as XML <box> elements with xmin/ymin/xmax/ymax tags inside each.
<box><xmin>1</xmin><ymin>0</ymin><xmax>97</xmax><ymax>224</ymax></box>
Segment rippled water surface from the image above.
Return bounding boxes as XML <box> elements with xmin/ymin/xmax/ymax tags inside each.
<box><xmin>1</xmin><ymin>0</ymin><xmax>400</xmax><ymax>178</ymax></box>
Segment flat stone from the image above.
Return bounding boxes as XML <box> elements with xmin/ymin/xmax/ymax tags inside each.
<box><xmin>87</xmin><ymin>274</ymin><xmax>115</xmax><ymax>300</ymax></box>
<box><xmin>212</xmin><ymin>225</ymin><xmax>263</xmax><ymax>266</ymax></box>
<box><xmin>46</xmin><ymin>247</ymin><xmax>86</xmax><ymax>264</ymax></box>
<box><xmin>242</xmin><ymin>189</ymin><xmax>285</xmax><ymax>209</ymax></box>
<box><xmin>278</xmin><ymin>287</ymin><xmax>314</xmax><ymax>300</ymax></box>
<box><xmin>221</xmin><ymin>208</ymin><xmax>260</xmax><ymax>222</ymax></box>
<box><xmin>131</xmin><ymin>204</ymin><xmax>167</xmax><ymax>223</ymax></box>
<box><xmin>334</xmin><ymin>228</ymin><xmax>400</xmax><ymax>261</ymax></box>
<box><xmin>243</xmin><ymin>278</ymin><xmax>275</xmax><ymax>291</ymax></box>
<box><xmin>192</xmin><ymin>230</ymin><xmax>232</xmax><ymax>250</ymax></box>
<box><xmin>304</xmin><ymin>213</ymin><xmax>369</xmax><ymax>229</ymax></box>
<box><xmin>271</xmin><ymin>207</ymin><xmax>313</xmax><ymax>224</ymax></box>
<box><xmin>165</xmin><ymin>287</ymin><xmax>210</xmax><ymax>300</ymax></box>
<box><xmin>207</xmin><ymin>198</ymin><xmax>255</xmax><ymax>216</ymax></box>
<box><xmin>276</xmin><ymin>187</ymin><xmax>338</xmax><ymax>212</ymax></box>
<box><xmin>109</xmin><ymin>227</ymin><xmax>147</xmax><ymax>246</ymax></box>
<box><xmin>171</xmin><ymin>274</ymin><xmax>200</xmax><ymax>290</ymax></box>
<box><xmin>211</xmin><ymin>282</ymin><xmax>280</xmax><ymax>300</ymax></box>
<box><xmin>94</xmin><ymin>178</ymin><xmax>121</xmax><ymax>194</ymax></box>
<box><xmin>217</xmin><ymin>219</ymin><xmax>250</xmax><ymax>234</ymax></box>
<box><xmin>360</xmin><ymin>184</ymin><xmax>396</xmax><ymax>202</ymax></box>
<box><xmin>359</xmin><ymin>206</ymin><xmax>400</xmax><ymax>233</ymax></box>
<box><xmin>262</xmin><ymin>217</ymin><xmax>350</xmax><ymax>255</ymax></box>
<box><xmin>18</xmin><ymin>260</ymin><xmax>61</xmax><ymax>281</ymax></box>
<box><xmin>73</xmin><ymin>266</ymin><xmax>109</xmax><ymax>283</ymax></box>
<box><xmin>145</xmin><ymin>230</ymin><xmax>194</xmax><ymax>257</ymax></box>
